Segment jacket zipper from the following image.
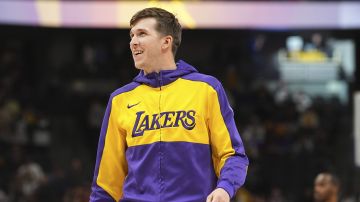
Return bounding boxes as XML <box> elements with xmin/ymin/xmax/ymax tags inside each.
<box><xmin>157</xmin><ymin>72</ymin><xmax>163</xmax><ymax>202</ymax></box>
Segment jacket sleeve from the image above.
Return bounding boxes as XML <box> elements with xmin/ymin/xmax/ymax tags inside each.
<box><xmin>90</xmin><ymin>96</ymin><xmax>128</xmax><ymax>202</ymax></box>
<box><xmin>207</xmin><ymin>80</ymin><xmax>249</xmax><ymax>198</ymax></box>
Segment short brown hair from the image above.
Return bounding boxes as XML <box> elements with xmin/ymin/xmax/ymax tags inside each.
<box><xmin>130</xmin><ymin>7</ymin><xmax>182</xmax><ymax>56</ymax></box>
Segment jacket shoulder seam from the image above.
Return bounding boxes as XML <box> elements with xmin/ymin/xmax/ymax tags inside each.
<box><xmin>110</xmin><ymin>82</ymin><xmax>140</xmax><ymax>99</ymax></box>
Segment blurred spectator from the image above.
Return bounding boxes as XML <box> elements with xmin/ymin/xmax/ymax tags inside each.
<box><xmin>304</xmin><ymin>33</ymin><xmax>333</xmax><ymax>58</ymax></box>
<box><xmin>274</xmin><ymin>82</ymin><xmax>290</xmax><ymax>105</ymax></box>
<box><xmin>34</xmin><ymin>163</ymin><xmax>68</xmax><ymax>202</ymax></box>
<box><xmin>242</xmin><ymin>116</ymin><xmax>266</xmax><ymax>160</ymax></box>
<box><xmin>292</xmin><ymin>91</ymin><xmax>312</xmax><ymax>113</ymax></box>
<box><xmin>0</xmin><ymin>190</ymin><xmax>8</xmax><ymax>202</ymax></box>
<box><xmin>286</xmin><ymin>33</ymin><xmax>333</xmax><ymax>62</ymax></box>
<box><xmin>0</xmin><ymin>100</ymin><xmax>20</xmax><ymax>142</ymax></box>
<box><xmin>63</xmin><ymin>184</ymin><xmax>91</xmax><ymax>202</ymax></box>
<box><xmin>32</xmin><ymin>118</ymin><xmax>51</xmax><ymax>147</ymax></box>
<box><xmin>233</xmin><ymin>188</ymin><xmax>254</xmax><ymax>202</ymax></box>
<box><xmin>268</xmin><ymin>187</ymin><xmax>286</xmax><ymax>202</ymax></box>
<box><xmin>67</xmin><ymin>158</ymin><xmax>88</xmax><ymax>187</ymax></box>
<box><xmin>10</xmin><ymin>160</ymin><xmax>45</xmax><ymax>202</ymax></box>
<box><xmin>299</xmin><ymin>109</ymin><xmax>319</xmax><ymax>129</ymax></box>
<box><xmin>313</xmin><ymin>172</ymin><xmax>340</xmax><ymax>202</ymax></box>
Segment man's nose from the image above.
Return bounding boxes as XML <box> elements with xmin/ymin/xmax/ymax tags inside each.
<box><xmin>130</xmin><ymin>36</ymin><xmax>139</xmax><ymax>47</ymax></box>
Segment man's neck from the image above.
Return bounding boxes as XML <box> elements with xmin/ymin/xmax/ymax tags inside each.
<box><xmin>143</xmin><ymin>59</ymin><xmax>176</xmax><ymax>75</ymax></box>
<box><xmin>327</xmin><ymin>195</ymin><xmax>338</xmax><ymax>202</ymax></box>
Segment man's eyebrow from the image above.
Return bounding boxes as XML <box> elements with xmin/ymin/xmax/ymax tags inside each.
<box><xmin>130</xmin><ymin>28</ymin><xmax>147</xmax><ymax>36</ymax></box>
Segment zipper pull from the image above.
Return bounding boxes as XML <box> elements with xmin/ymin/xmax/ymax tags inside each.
<box><xmin>159</xmin><ymin>72</ymin><xmax>163</xmax><ymax>89</ymax></box>
<box><xmin>156</xmin><ymin>72</ymin><xmax>162</xmax><ymax>89</ymax></box>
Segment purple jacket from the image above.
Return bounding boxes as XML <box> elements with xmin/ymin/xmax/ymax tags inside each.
<box><xmin>90</xmin><ymin>60</ymin><xmax>249</xmax><ymax>202</ymax></box>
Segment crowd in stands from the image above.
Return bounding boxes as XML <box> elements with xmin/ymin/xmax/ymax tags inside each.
<box><xmin>0</xmin><ymin>27</ymin><xmax>356</xmax><ymax>202</ymax></box>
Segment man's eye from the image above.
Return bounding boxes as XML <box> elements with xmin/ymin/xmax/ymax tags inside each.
<box><xmin>139</xmin><ymin>32</ymin><xmax>146</xmax><ymax>37</ymax></box>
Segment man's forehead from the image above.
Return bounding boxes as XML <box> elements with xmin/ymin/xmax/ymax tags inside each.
<box><xmin>315</xmin><ymin>174</ymin><xmax>331</xmax><ymax>183</ymax></box>
<box><xmin>130</xmin><ymin>27</ymin><xmax>148</xmax><ymax>34</ymax></box>
<box><xmin>130</xmin><ymin>18</ymin><xmax>157</xmax><ymax>33</ymax></box>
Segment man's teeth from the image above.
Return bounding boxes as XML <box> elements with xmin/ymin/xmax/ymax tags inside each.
<box><xmin>134</xmin><ymin>50</ymin><xmax>143</xmax><ymax>55</ymax></box>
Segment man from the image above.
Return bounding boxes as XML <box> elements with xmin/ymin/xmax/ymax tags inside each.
<box><xmin>90</xmin><ymin>7</ymin><xmax>248</xmax><ymax>202</ymax></box>
<box><xmin>314</xmin><ymin>172</ymin><xmax>340</xmax><ymax>202</ymax></box>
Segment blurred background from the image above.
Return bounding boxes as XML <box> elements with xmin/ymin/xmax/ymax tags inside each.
<box><xmin>0</xmin><ymin>0</ymin><xmax>359</xmax><ymax>202</ymax></box>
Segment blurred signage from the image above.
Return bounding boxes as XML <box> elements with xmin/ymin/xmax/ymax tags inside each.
<box><xmin>355</xmin><ymin>92</ymin><xmax>360</xmax><ymax>167</ymax></box>
<box><xmin>0</xmin><ymin>1</ymin><xmax>360</xmax><ymax>28</ymax></box>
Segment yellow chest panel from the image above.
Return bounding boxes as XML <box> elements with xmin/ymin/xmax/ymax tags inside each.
<box><xmin>111</xmin><ymin>78</ymin><xmax>211</xmax><ymax>147</ymax></box>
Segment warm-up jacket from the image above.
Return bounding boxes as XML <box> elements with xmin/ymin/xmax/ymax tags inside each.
<box><xmin>90</xmin><ymin>60</ymin><xmax>249</xmax><ymax>202</ymax></box>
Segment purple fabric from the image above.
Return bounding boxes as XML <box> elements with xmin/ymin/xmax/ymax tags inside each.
<box><xmin>121</xmin><ymin>142</ymin><xmax>217</xmax><ymax>202</ymax></box>
<box><xmin>90</xmin><ymin>82</ymin><xmax>140</xmax><ymax>202</ymax></box>
<box><xmin>133</xmin><ymin>60</ymin><xmax>198</xmax><ymax>88</ymax></box>
<box><xmin>210</xmin><ymin>81</ymin><xmax>249</xmax><ymax>197</ymax></box>
<box><xmin>91</xmin><ymin>60</ymin><xmax>248</xmax><ymax>201</ymax></box>
<box><xmin>90</xmin><ymin>185</ymin><xmax>115</xmax><ymax>202</ymax></box>
<box><xmin>181</xmin><ymin>69</ymin><xmax>249</xmax><ymax>198</ymax></box>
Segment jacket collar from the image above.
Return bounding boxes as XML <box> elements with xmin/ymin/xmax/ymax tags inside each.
<box><xmin>133</xmin><ymin>60</ymin><xmax>198</xmax><ymax>88</ymax></box>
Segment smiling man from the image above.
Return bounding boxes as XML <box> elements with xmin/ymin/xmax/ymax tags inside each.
<box><xmin>90</xmin><ymin>7</ymin><xmax>249</xmax><ymax>202</ymax></box>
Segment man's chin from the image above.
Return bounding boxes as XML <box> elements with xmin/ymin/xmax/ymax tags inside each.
<box><xmin>314</xmin><ymin>195</ymin><xmax>324</xmax><ymax>202</ymax></box>
<box><xmin>134</xmin><ymin>62</ymin><xmax>144</xmax><ymax>70</ymax></box>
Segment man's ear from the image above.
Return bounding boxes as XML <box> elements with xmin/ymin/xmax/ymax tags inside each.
<box><xmin>162</xmin><ymin>35</ymin><xmax>173</xmax><ymax>50</ymax></box>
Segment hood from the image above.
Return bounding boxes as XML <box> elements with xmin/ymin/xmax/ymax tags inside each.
<box><xmin>133</xmin><ymin>60</ymin><xmax>198</xmax><ymax>88</ymax></box>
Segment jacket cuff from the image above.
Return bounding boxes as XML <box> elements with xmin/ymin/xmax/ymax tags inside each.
<box><xmin>216</xmin><ymin>180</ymin><xmax>234</xmax><ymax>199</ymax></box>
<box><xmin>90</xmin><ymin>183</ymin><xmax>116</xmax><ymax>202</ymax></box>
